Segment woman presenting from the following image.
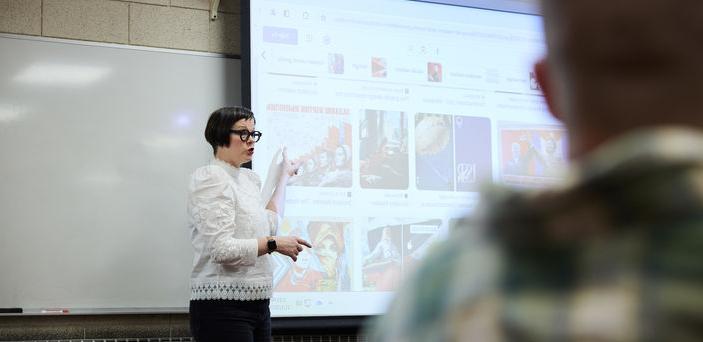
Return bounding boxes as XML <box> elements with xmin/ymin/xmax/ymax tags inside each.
<box><xmin>188</xmin><ymin>106</ymin><xmax>311</xmax><ymax>341</ymax></box>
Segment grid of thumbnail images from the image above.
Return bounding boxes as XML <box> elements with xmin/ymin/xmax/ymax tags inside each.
<box><xmin>271</xmin><ymin>217</ymin><xmax>442</xmax><ymax>292</ymax></box>
<box><xmin>262</xmin><ymin>106</ymin><xmax>567</xmax><ymax>292</ymax></box>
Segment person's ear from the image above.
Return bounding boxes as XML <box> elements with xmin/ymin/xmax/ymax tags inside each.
<box><xmin>534</xmin><ymin>58</ymin><xmax>563</xmax><ymax>123</ymax></box>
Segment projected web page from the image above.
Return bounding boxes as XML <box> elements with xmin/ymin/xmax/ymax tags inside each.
<box><xmin>249</xmin><ymin>0</ymin><xmax>564</xmax><ymax>317</ymax></box>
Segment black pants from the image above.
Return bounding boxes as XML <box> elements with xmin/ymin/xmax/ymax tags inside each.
<box><xmin>189</xmin><ymin>299</ymin><xmax>271</xmax><ymax>342</ymax></box>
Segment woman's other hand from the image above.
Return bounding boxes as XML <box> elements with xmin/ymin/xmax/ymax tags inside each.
<box><xmin>281</xmin><ymin>147</ymin><xmax>302</xmax><ymax>180</ymax></box>
<box><xmin>275</xmin><ymin>236</ymin><xmax>312</xmax><ymax>262</ymax></box>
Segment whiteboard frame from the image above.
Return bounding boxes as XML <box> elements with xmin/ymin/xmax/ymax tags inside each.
<box><xmin>0</xmin><ymin>33</ymin><xmax>240</xmax><ymax>59</ymax></box>
<box><xmin>0</xmin><ymin>33</ymin><xmax>241</xmax><ymax>315</ymax></box>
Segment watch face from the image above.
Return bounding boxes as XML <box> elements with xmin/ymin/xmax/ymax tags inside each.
<box><xmin>267</xmin><ymin>239</ymin><xmax>277</xmax><ymax>252</ymax></box>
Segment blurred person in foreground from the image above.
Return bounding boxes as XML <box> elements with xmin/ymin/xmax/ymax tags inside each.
<box><xmin>368</xmin><ymin>0</ymin><xmax>703</xmax><ymax>340</ymax></box>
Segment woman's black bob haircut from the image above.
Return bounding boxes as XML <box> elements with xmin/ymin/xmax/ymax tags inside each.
<box><xmin>204</xmin><ymin>106</ymin><xmax>256</xmax><ymax>155</ymax></box>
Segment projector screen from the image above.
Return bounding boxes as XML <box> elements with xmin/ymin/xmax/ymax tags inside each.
<box><xmin>247</xmin><ymin>0</ymin><xmax>564</xmax><ymax>317</ymax></box>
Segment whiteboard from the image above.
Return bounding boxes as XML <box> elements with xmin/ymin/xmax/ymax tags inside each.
<box><xmin>0</xmin><ymin>34</ymin><xmax>241</xmax><ymax>311</ymax></box>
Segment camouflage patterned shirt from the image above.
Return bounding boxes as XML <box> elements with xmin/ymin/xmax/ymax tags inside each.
<box><xmin>368</xmin><ymin>127</ymin><xmax>703</xmax><ymax>342</ymax></box>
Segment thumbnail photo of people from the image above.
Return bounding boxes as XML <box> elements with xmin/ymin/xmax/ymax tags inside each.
<box><xmin>273</xmin><ymin>218</ymin><xmax>352</xmax><ymax>292</ymax></box>
<box><xmin>427</xmin><ymin>62</ymin><xmax>442</xmax><ymax>82</ymax></box>
<box><xmin>415</xmin><ymin>113</ymin><xmax>454</xmax><ymax>191</ymax></box>
<box><xmin>266</xmin><ymin>111</ymin><xmax>353</xmax><ymax>188</ymax></box>
<box><xmin>359</xmin><ymin>110</ymin><xmax>409</xmax><ymax>189</ymax></box>
<box><xmin>499</xmin><ymin>125</ymin><xmax>567</xmax><ymax>187</ymax></box>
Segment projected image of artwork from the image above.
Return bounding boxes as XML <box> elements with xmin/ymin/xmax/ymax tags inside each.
<box><xmin>265</xmin><ymin>110</ymin><xmax>353</xmax><ymax>188</ymax></box>
<box><xmin>499</xmin><ymin>125</ymin><xmax>568</xmax><ymax>187</ymax></box>
<box><xmin>529</xmin><ymin>71</ymin><xmax>541</xmax><ymax>91</ymax></box>
<box><xmin>401</xmin><ymin>219</ymin><xmax>442</xmax><ymax>275</ymax></box>
<box><xmin>454</xmin><ymin>116</ymin><xmax>492</xmax><ymax>191</ymax></box>
<box><xmin>371</xmin><ymin>57</ymin><xmax>387</xmax><ymax>78</ymax></box>
<box><xmin>273</xmin><ymin>218</ymin><xmax>352</xmax><ymax>292</ymax></box>
<box><xmin>427</xmin><ymin>62</ymin><xmax>443</xmax><ymax>82</ymax></box>
<box><xmin>359</xmin><ymin>110</ymin><xmax>409</xmax><ymax>189</ymax></box>
<box><xmin>361</xmin><ymin>219</ymin><xmax>403</xmax><ymax>291</ymax></box>
<box><xmin>328</xmin><ymin>53</ymin><xmax>344</xmax><ymax>74</ymax></box>
<box><xmin>415</xmin><ymin>113</ymin><xmax>454</xmax><ymax>191</ymax></box>
<box><xmin>361</xmin><ymin>218</ymin><xmax>443</xmax><ymax>291</ymax></box>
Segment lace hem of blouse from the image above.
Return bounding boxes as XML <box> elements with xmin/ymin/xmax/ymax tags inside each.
<box><xmin>191</xmin><ymin>280</ymin><xmax>272</xmax><ymax>300</ymax></box>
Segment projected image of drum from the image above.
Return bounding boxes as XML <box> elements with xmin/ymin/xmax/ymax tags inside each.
<box><xmin>415</xmin><ymin>113</ymin><xmax>454</xmax><ymax>191</ymax></box>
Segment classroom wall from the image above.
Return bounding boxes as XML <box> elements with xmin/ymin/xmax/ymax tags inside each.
<box><xmin>0</xmin><ymin>1</ymin><xmax>242</xmax><ymax>340</ymax></box>
<box><xmin>0</xmin><ymin>0</ymin><xmax>241</xmax><ymax>55</ymax></box>
<box><xmin>0</xmin><ymin>0</ymin><xmax>540</xmax><ymax>56</ymax></box>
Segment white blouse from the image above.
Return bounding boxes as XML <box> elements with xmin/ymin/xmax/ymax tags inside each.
<box><xmin>188</xmin><ymin>158</ymin><xmax>279</xmax><ymax>301</ymax></box>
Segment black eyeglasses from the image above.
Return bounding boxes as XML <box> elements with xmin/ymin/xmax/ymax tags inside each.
<box><xmin>230</xmin><ymin>129</ymin><xmax>262</xmax><ymax>142</ymax></box>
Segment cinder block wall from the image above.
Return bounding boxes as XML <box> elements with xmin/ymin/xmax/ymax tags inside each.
<box><xmin>0</xmin><ymin>0</ymin><xmax>242</xmax><ymax>55</ymax></box>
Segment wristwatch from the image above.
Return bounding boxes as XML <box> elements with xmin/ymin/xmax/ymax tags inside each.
<box><xmin>266</xmin><ymin>237</ymin><xmax>277</xmax><ymax>254</ymax></box>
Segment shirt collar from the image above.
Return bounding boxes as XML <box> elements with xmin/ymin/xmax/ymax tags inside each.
<box><xmin>567</xmin><ymin>125</ymin><xmax>703</xmax><ymax>187</ymax></box>
<box><xmin>211</xmin><ymin>158</ymin><xmax>241</xmax><ymax>177</ymax></box>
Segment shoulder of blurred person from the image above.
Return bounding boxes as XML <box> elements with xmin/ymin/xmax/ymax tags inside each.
<box><xmin>368</xmin><ymin>0</ymin><xmax>703</xmax><ymax>340</ymax></box>
<box><xmin>368</xmin><ymin>126</ymin><xmax>703</xmax><ymax>341</ymax></box>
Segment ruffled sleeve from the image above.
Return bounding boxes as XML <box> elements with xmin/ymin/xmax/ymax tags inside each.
<box><xmin>189</xmin><ymin>166</ymin><xmax>258</xmax><ymax>266</ymax></box>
